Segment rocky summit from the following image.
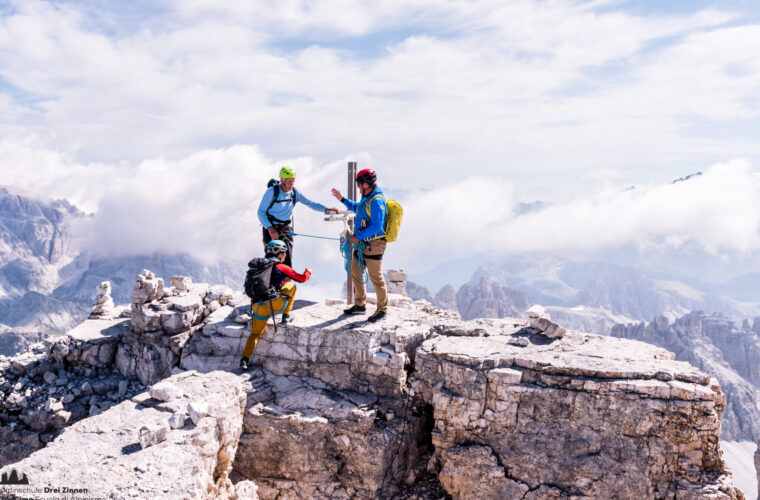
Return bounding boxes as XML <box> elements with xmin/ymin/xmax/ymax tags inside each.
<box><xmin>0</xmin><ymin>271</ymin><xmax>747</xmax><ymax>499</ymax></box>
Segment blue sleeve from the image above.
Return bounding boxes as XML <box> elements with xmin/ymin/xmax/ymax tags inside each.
<box><xmin>258</xmin><ymin>188</ymin><xmax>274</xmax><ymax>227</ymax></box>
<box><xmin>356</xmin><ymin>197</ymin><xmax>387</xmax><ymax>240</ymax></box>
<box><xmin>295</xmin><ymin>190</ymin><xmax>326</xmax><ymax>212</ymax></box>
<box><xmin>342</xmin><ymin>197</ymin><xmax>359</xmax><ymax>212</ymax></box>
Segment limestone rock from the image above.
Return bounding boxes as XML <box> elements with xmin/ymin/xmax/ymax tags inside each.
<box><xmin>149</xmin><ymin>381</ymin><xmax>183</xmax><ymax>402</ymax></box>
<box><xmin>0</xmin><ymin>370</ymin><xmax>245</xmax><ymax>499</ymax></box>
<box><xmin>612</xmin><ymin>311</ymin><xmax>760</xmax><ymax>441</ymax></box>
<box><xmin>139</xmin><ymin>420</ymin><xmax>170</xmax><ymax>448</ymax></box>
<box><xmin>233</xmin><ymin>480</ymin><xmax>260</xmax><ymax>499</ymax></box>
<box><xmin>90</xmin><ymin>281</ymin><xmax>115</xmax><ymax>317</ymax></box>
<box><xmin>183</xmin><ymin>302</ymin><xmax>429</xmax><ymax>397</ymax></box>
<box><xmin>234</xmin><ymin>370</ymin><xmax>427</xmax><ymax>499</ymax></box>
<box><xmin>170</xmin><ymin>275</ymin><xmax>193</xmax><ymax>291</ymax></box>
<box><xmin>414</xmin><ymin>327</ymin><xmax>742</xmax><ymax>499</ymax></box>
<box><xmin>168</xmin><ymin>412</ymin><xmax>186</xmax><ymax>429</ymax></box>
<box><xmin>527</xmin><ymin>304</ymin><xmax>566</xmax><ymax>339</ymax></box>
<box><xmin>439</xmin><ymin>445</ymin><xmax>529</xmax><ymax>500</ymax></box>
<box><xmin>131</xmin><ymin>271</ymin><xmax>164</xmax><ymax>304</ymax></box>
<box><xmin>188</xmin><ymin>401</ymin><xmax>210</xmax><ymax>424</ymax></box>
<box><xmin>387</xmin><ymin>269</ymin><xmax>407</xmax><ymax>296</ymax></box>
<box><xmin>0</xmin><ymin>280</ymin><xmax>747</xmax><ymax>499</ymax></box>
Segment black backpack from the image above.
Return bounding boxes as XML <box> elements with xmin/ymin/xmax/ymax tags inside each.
<box><xmin>244</xmin><ymin>258</ymin><xmax>277</xmax><ymax>303</ymax></box>
<box><xmin>265</xmin><ymin>179</ymin><xmax>298</xmax><ymax>223</ymax></box>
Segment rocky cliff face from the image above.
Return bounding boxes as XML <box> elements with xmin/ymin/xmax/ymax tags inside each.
<box><xmin>0</xmin><ymin>325</ymin><xmax>46</xmax><ymax>357</ymax></box>
<box><xmin>455</xmin><ymin>276</ymin><xmax>531</xmax><ymax>321</ymax></box>
<box><xmin>0</xmin><ymin>272</ymin><xmax>747</xmax><ymax>499</ymax></box>
<box><xmin>611</xmin><ymin>312</ymin><xmax>760</xmax><ymax>442</ymax></box>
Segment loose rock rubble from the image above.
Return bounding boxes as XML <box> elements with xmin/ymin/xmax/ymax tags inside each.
<box><xmin>0</xmin><ymin>322</ymin><xmax>146</xmax><ymax>467</ymax></box>
<box><xmin>0</xmin><ymin>271</ymin><xmax>747</xmax><ymax>499</ymax></box>
<box><xmin>1</xmin><ymin>370</ymin><xmax>251</xmax><ymax>499</ymax></box>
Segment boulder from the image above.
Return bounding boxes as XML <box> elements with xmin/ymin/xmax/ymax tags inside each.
<box><xmin>131</xmin><ymin>272</ymin><xmax>164</xmax><ymax>304</ymax></box>
<box><xmin>170</xmin><ymin>275</ymin><xmax>193</xmax><ymax>291</ymax></box>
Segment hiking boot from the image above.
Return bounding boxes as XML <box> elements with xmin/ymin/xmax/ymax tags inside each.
<box><xmin>281</xmin><ymin>313</ymin><xmax>293</xmax><ymax>324</ymax></box>
<box><xmin>367</xmin><ymin>310</ymin><xmax>387</xmax><ymax>323</ymax></box>
<box><xmin>240</xmin><ymin>357</ymin><xmax>250</xmax><ymax>371</ymax></box>
<box><xmin>343</xmin><ymin>304</ymin><xmax>366</xmax><ymax>315</ymax></box>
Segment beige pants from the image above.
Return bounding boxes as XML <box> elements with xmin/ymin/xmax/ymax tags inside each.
<box><xmin>242</xmin><ymin>282</ymin><xmax>296</xmax><ymax>359</ymax></box>
<box><xmin>352</xmin><ymin>239</ymin><xmax>387</xmax><ymax>312</ymax></box>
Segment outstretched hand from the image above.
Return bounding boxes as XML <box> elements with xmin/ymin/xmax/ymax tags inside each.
<box><xmin>331</xmin><ymin>188</ymin><xmax>343</xmax><ymax>201</ymax></box>
<box><xmin>324</xmin><ymin>207</ymin><xmax>340</xmax><ymax>214</ymax></box>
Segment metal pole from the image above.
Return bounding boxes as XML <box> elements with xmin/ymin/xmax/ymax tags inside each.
<box><xmin>347</xmin><ymin>161</ymin><xmax>357</xmax><ymax>304</ymax></box>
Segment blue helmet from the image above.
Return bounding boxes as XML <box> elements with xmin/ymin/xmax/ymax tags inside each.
<box><xmin>265</xmin><ymin>240</ymin><xmax>288</xmax><ymax>256</ymax></box>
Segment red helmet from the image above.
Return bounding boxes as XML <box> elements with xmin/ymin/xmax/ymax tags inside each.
<box><xmin>355</xmin><ymin>168</ymin><xmax>377</xmax><ymax>185</ymax></box>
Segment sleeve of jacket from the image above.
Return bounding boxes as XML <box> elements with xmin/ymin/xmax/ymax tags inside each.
<box><xmin>274</xmin><ymin>263</ymin><xmax>312</xmax><ymax>283</ymax></box>
<box><xmin>341</xmin><ymin>197</ymin><xmax>359</xmax><ymax>212</ymax></box>
<box><xmin>355</xmin><ymin>197</ymin><xmax>387</xmax><ymax>241</ymax></box>
<box><xmin>257</xmin><ymin>188</ymin><xmax>275</xmax><ymax>227</ymax></box>
<box><xmin>295</xmin><ymin>190</ymin><xmax>327</xmax><ymax>212</ymax></box>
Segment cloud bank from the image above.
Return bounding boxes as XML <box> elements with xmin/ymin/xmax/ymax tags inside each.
<box><xmin>2</xmin><ymin>138</ymin><xmax>759</xmax><ymax>284</ymax></box>
<box><xmin>0</xmin><ymin>0</ymin><xmax>759</xmax><ymax>191</ymax></box>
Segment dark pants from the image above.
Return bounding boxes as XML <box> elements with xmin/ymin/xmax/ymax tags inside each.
<box><xmin>262</xmin><ymin>223</ymin><xmax>294</xmax><ymax>267</ymax></box>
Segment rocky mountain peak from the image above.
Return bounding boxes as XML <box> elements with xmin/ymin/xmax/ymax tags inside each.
<box><xmin>0</xmin><ymin>272</ymin><xmax>747</xmax><ymax>499</ymax></box>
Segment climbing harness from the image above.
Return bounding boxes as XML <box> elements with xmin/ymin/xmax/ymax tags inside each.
<box><xmin>250</xmin><ymin>295</ymin><xmax>290</xmax><ymax>332</ymax></box>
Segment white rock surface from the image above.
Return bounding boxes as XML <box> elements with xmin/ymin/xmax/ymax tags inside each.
<box><xmin>149</xmin><ymin>380</ymin><xmax>183</xmax><ymax>402</ymax></box>
<box><xmin>0</xmin><ymin>370</ymin><xmax>245</xmax><ymax>499</ymax></box>
<box><xmin>170</xmin><ymin>275</ymin><xmax>193</xmax><ymax>291</ymax></box>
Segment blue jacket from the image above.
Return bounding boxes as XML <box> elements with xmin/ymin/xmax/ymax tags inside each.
<box><xmin>257</xmin><ymin>185</ymin><xmax>327</xmax><ymax>227</ymax></box>
<box><xmin>342</xmin><ymin>187</ymin><xmax>387</xmax><ymax>241</ymax></box>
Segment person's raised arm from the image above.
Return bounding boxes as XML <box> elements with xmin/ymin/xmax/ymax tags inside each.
<box><xmin>331</xmin><ymin>188</ymin><xmax>358</xmax><ymax>212</ymax></box>
<box><xmin>274</xmin><ymin>263</ymin><xmax>311</xmax><ymax>283</ymax></box>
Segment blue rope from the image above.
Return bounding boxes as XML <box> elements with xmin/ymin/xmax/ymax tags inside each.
<box><xmin>250</xmin><ymin>296</ymin><xmax>290</xmax><ymax>321</ymax></box>
<box><xmin>341</xmin><ymin>239</ymin><xmax>368</xmax><ymax>284</ymax></box>
<box><xmin>283</xmin><ymin>232</ymin><xmax>341</xmax><ymax>241</ymax></box>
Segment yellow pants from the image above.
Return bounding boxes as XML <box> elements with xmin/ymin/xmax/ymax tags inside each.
<box><xmin>352</xmin><ymin>239</ymin><xmax>388</xmax><ymax>312</ymax></box>
<box><xmin>242</xmin><ymin>282</ymin><xmax>296</xmax><ymax>359</ymax></box>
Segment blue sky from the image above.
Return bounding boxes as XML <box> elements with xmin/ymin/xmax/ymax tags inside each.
<box><xmin>1</xmin><ymin>0</ymin><xmax>760</xmax><ymax>283</ymax></box>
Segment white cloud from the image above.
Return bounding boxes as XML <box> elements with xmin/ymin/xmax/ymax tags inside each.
<box><xmin>0</xmin><ymin>0</ymin><xmax>757</xmax><ymax>191</ymax></box>
<box><xmin>2</xmin><ymin>136</ymin><xmax>760</xmax><ymax>283</ymax></box>
<box><xmin>398</xmin><ymin>159</ymin><xmax>760</xmax><ymax>267</ymax></box>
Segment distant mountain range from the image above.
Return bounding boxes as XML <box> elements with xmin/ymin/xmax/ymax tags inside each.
<box><xmin>409</xmin><ymin>255</ymin><xmax>760</xmax><ymax>332</ymax></box>
<box><xmin>0</xmin><ymin>186</ymin><xmax>239</xmax><ymax>333</ymax></box>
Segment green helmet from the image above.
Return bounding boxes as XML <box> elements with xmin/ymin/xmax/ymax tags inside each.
<box><xmin>266</xmin><ymin>240</ymin><xmax>288</xmax><ymax>256</ymax></box>
<box><xmin>279</xmin><ymin>166</ymin><xmax>296</xmax><ymax>179</ymax></box>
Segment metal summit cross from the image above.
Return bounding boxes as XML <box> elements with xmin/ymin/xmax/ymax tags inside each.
<box><xmin>323</xmin><ymin>161</ymin><xmax>358</xmax><ymax>304</ymax></box>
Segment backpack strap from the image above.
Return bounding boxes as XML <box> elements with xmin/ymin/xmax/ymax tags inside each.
<box><xmin>266</xmin><ymin>184</ymin><xmax>280</xmax><ymax>214</ymax></box>
<box><xmin>363</xmin><ymin>194</ymin><xmax>385</xmax><ymax>218</ymax></box>
<box><xmin>362</xmin><ymin>194</ymin><xmax>387</xmax><ymax>241</ymax></box>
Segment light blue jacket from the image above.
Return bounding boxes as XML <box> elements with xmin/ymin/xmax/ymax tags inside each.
<box><xmin>342</xmin><ymin>187</ymin><xmax>387</xmax><ymax>241</ymax></box>
<box><xmin>258</xmin><ymin>186</ymin><xmax>327</xmax><ymax>227</ymax></box>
